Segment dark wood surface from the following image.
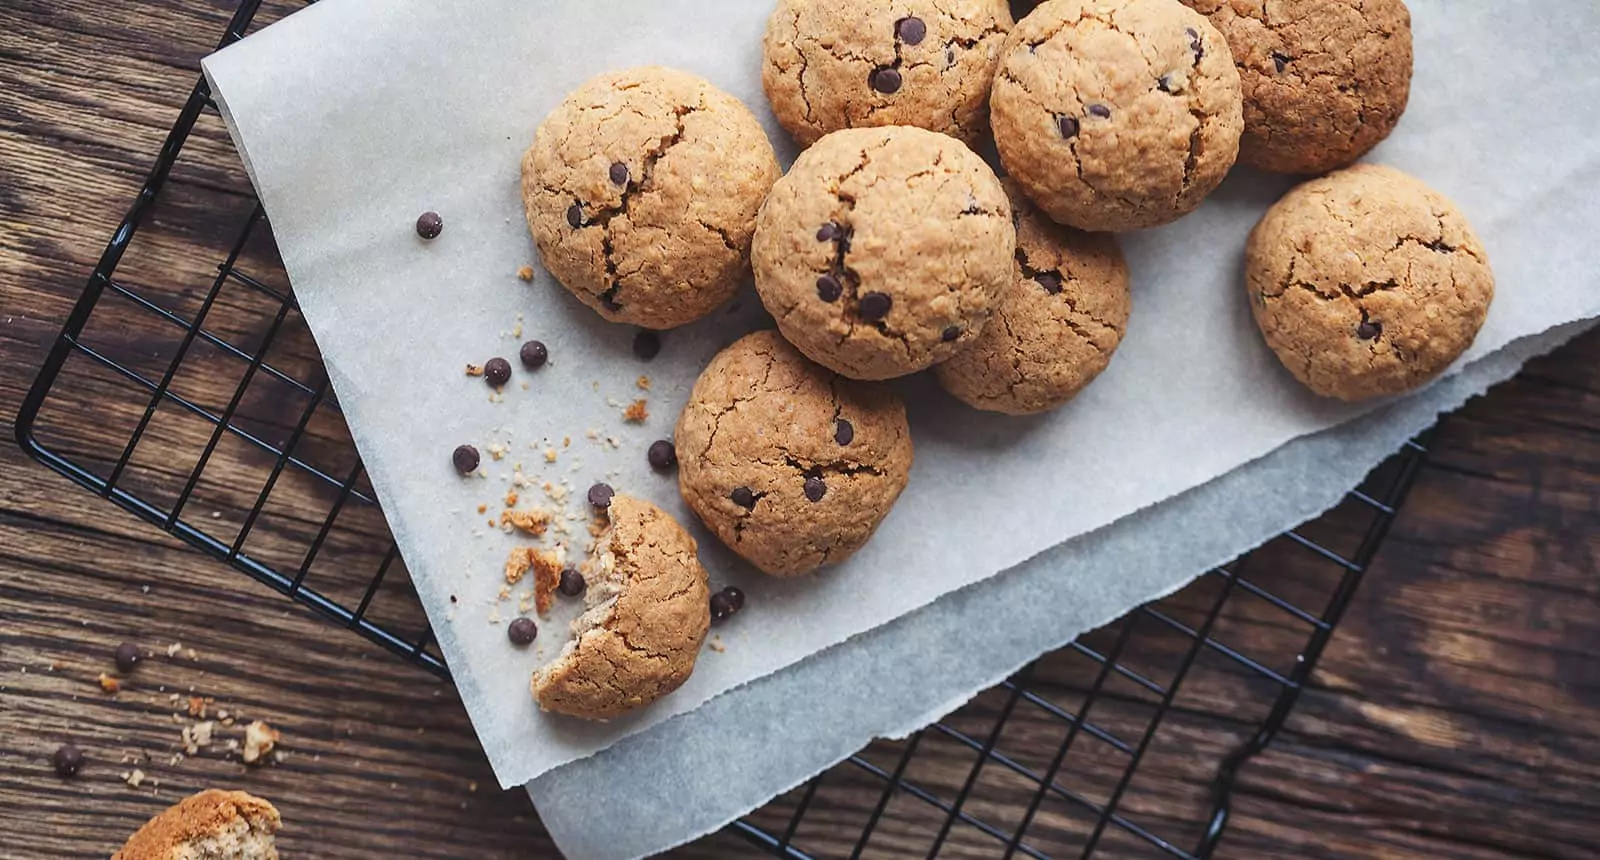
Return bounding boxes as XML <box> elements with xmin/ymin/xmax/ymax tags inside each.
<box><xmin>2</xmin><ymin>2</ymin><xmax>1598</xmax><ymax>858</ymax></box>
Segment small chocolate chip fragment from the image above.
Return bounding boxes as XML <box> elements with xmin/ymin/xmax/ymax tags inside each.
<box><xmin>507</xmin><ymin>617</ymin><xmax>537</xmax><ymax>646</ymax></box>
<box><xmin>113</xmin><ymin>642</ymin><xmax>140</xmax><ymax>674</ymax></box>
<box><xmin>896</xmin><ymin>16</ymin><xmax>926</xmax><ymax>45</ymax></box>
<box><xmin>1357</xmin><ymin>319</ymin><xmax>1383</xmax><ymax>340</ymax></box>
<box><xmin>519</xmin><ymin>340</ymin><xmax>549</xmax><ymax>370</ymax></box>
<box><xmin>1158</xmin><ymin>74</ymin><xmax>1173</xmax><ymax>92</ymax></box>
<box><xmin>869</xmin><ymin>67</ymin><xmax>902</xmax><ymax>94</ymax></box>
<box><xmin>633</xmin><ymin>330</ymin><xmax>661</xmax><ymax>360</ymax></box>
<box><xmin>804</xmin><ymin>475</ymin><xmax>827</xmax><ymax>502</ymax></box>
<box><xmin>816</xmin><ymin>222</ymin><xmax>840</xmax><ymax>242</ymax></box>
<box><xmin>1187</xmin><ymin>28</ymin><xmax>1204</xmax><ymax>61</ymax></box>
<box><xmin>452</xmin><ymin>444</ymin><xmax>480</xmax><ymax>474</ymax></box>
<box><xmin>816</xmin><ymin>274</ymin><xmax>843</xmax><ymax>302</ymax></box>
<box><xmin>730</xmin><ymin>486</ymin><xmax>756</xmax><ymax>510</ymax></box>
<box><xmin>1059</xmin><ymin>116</ymin><xmax>1080</xmax><ymax>139</ymax></box>
<box><xmin>587</xmin><ymin>482</ymin><xmax>615</xmax><ymax>508</ymax></box>
<box><xmin>647</xmin><ymin>439</ymin><xmax>678</xmax><ymax>471</ymax></box>
<box><xmin>566</xmin><ymin>202</ymin><xmax>584</xmax><ymax>229</ymax></box>
<box><xmin>1088</xmin><ymin>104</ymin><xmax>1112</xmax><ymax>119</ymax></box>
<box><xmin>1035</xmin><ymin>272</ymin><xmax>1064</xmax><ymax>294</ymax></box>
<box><xmin>415</xmin><ymin>211</ymin><xmax>443</xmax><ymax>240</ymax></box>
<box><xmin>558</xmin><ymin>568</ymin><xmax>586</xmax><ymax>597</ymax></box>
<box><xmin>483</xmin><ymin>357</ymin><xmax>512</xmax><ymax>388</ymax></box>
<box><xmin>834</xmin><ymin>419</ymin><xmax>855</xmax><ymax>445</ymax></box>
<box><xmin>942</xmin><ymin>325</ymin><xmax>962</xmax><ymax>342</ymax></box>
<box><xmin>858</xmin><ymin>292</ymin><xmax>892</xmax><ymax>322</ymax></box>
<box><xmin>52</xmin><ymin>744</ymin><xmax>84</xmax><ymax>778</ymax></box>
<box><xmin>609</xmin><ymin>162</ymin><xmax>630</xmax><ymax>186</ymax></box>
<box><xmin>1271</xmin><ymin>52</ymin><xmax>1290</xmax><ymax>73</ymax></box>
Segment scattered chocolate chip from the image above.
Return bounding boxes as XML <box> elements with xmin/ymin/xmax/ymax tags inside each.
<box><xmin>415</xmin><ymin>211</ymin><xmax>443</xmax><ymax>240</ymax></box>
<box><xmin>834</xmin><ymin>419</ymin><xmax>855</xmax><ymax>445</ymax></box>
<box><xmin>507</xmin><ymin>617</ymin><xmax>538</xmax><ymax>646</ymax></box>
<box><xmin>804</xmin><ymin>475</ymin><xmax>827</xmax><ymax>502</ymax></box>
<box><xmin>1088</xmin><ymin>104</ymin><xmax>1112</xmax><ymax>119</ymax></box>
<box><xmin>1059</xmin><ymin>116</ymin><xmax>1080</xmax><ymax>139</ymax></box>
<box><xmin>869</xmin><ymin>67</ymin><xmax>902</xmax><ymax>94</ymax></box>
<box><xmin>710</xmin><ymin>591</ymin><xmax>735</xmax><ymax>622</ymax></box>
<box><xmin>1158</xmin><ymin>74</ymin><xmax>1173</xmax><ymax>92</ymax></box>
<box><xmin>730</xmin><ymin>486</ymin><xmax>756</xmax><ymax>509</ymax></box>
<box><xmin>566</xmin><ymin>202</ymin><xmax>584</xmax><ymax>229</ymax></box>
<box><xmin>896</xmin><ymin>16</ymin><xmax>927</xmax><ymax>44</ymax></box>
<box><xmin>587</xmin><ymin>482</ymin><xmax>615</xmax><ymax>508</ymax></box>
<box><xmin>1271</xmin><ymin>52</ymin><xmax>1290</xmax><ymax>73</ymax></box>
<box><xmin>816</xmin><ymin>274</ymin><xmax>843</xmax><ymax>302</ymax></box>
<box><xmin>817</xmin><ymin>222</ymin><xmax>840</xmax><ymax>242</ymax></box>
<box><xmin>1357</xmin><ymin>320</ymin><xmax>1383</xmax><ymax>340</ymax></box>
<box><xmin>558</xmin><ymin>568</ymin><xmax>586</xmax><ymax>597</ymax></box>
<box><xmin>858</xmin><ymin>292</ymin><xmax>892</xmax><ymax>322</ymax></box>
<box><xmin>609</xmin><ymin>162</ymin><xmax>630</xmax><ymax>185</ymax></box>
<box><xmin>483</xmin><ymin>357</ymin><xmax>512</xmax><ymax>387</ymax></box>
<box><xmin>113</xmin><ymin>642</ymin><xmax>140</xmax><ymax>674</ymax></box>
<box><xmin>648</xmin><ymin>439</ymin><xmax>678</xmax><ymax>471</ymax></box>
<box><xmin>633</xmin><ymin>330</ymin><xmax>661</xmax><ymax>360</ymax></box>
<box><xmin>942</xmin><ymin>325</ymin><xmax>962</xmax><ymax>342</ymax></box>
<box><xmin>519</xmin><ymin>340</ymin><xmax>549</xmax><ymax>370</ymax></box>
<box><xmin>1036</xmin><ymin>272</ymin><xmax>1064</xmax><ymax>294</ymax></box>
<box><xmin>452</xmin><ymin>444</ymin><xmax>480</xmax><ymax>474</ymax></box>
<box><xmin>52</xmin><ymin>744</ymin><xmax>84</xmax><ymax>778</ymax></box>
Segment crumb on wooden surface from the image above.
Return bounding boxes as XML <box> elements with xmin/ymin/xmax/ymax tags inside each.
<box><xmin>517</xmin><ymin>265</ymin><xmax>534</xmax><ymax>281</ymax></box>
<box><xmin>624</xmin><ymin>399</ymin><xmax>649</xmax><ymax>423</ymax></box>
<box><xmin>97</xmin><ymin>673</ymin><xmax>120</xmax><ymax>694</ymax></box>
<box><xmin>123</xmin><ymin>768</ymin><xmax>146</xmax><ymax>788</ymax></box>
<box><xmin>465</xmin><ymin>364</ymin><xmax>485</xmax><ymax>377</ymax></box>
<box><xmin>187</xmin><ymin>696</ymin><xmax>206</xmax><ymax>719</ymax></box>
<box><xmin>242</xmin><ymin>720</ymin><xmax>279</xmax><ymax>766</ymax></box>
<box><xmin>165</xmin><ymin>642</ymin><xmax>182</xmax><ymax>658</ymax></box>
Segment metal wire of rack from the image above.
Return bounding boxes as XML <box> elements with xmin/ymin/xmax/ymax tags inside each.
<box><xmin>14</xmin><ymin>1</ymin><xmax>1433</xmax><ymax>857</ymax></box>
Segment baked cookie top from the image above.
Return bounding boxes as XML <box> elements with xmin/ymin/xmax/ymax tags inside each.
<box><xmin>114</xmin><ymin>790</ymin><xmax>280</xmax><ymax>860</ymax></box>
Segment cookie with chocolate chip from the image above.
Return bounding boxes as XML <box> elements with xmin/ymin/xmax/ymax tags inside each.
<box><xmin>1247</xmin><ymin>164</ymin><xmax>1494</xmax><ymax>401</ymax></box>
<box><xmin>937</xmin><ymin>182</ymin><xmax>1131</xmax><ymax>414</ymax></box>
<box><xmin>522</xmin><ymin>67</ymin><xmax>781</xmax><ymax>329</ymax></box>
<box><xmin>762</xmin><ymin>0</ymin><xmax>1015</xmax><ymax>146</ymax></box>
<box><xmin>752</xmin><ymin>125</ymin><xmax>1014</xmax><ymax>380</ymax></box>
<box><xmin>991</xmin><ymin>0</ymin><xmax>1243</xmax><ymax>232</ymax></box>
<box><xmin>675</xmin><ymin>331</ymin><xmax>914</xmax><ymax>576</ymax></box>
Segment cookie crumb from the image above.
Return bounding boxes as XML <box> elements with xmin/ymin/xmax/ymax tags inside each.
<box><xmin>503</xmin><ymin>489</ymin><xmax>519</xmax><ymax>508</ymax></box>
<box><xmin>562</xmin><ymin>436</ymin><xmax>571</xmax><ymax>448</ymax></box>
<box><xmin>623</xmin><ymin>400</ymin><xmax>649</xmax><ymax>423</ymax></box>
<box><xmin>504</xmin><ymin>547</ymin><xmax>535</xmax><ymax>584</ymax></box>
<box><xmin>242</xmin><ymin>720</ymin><xmax>279</xmax><ymax>766</ymax></box>
<box><xmin>531</xmin><ymin>548</ymin><xmax>565</xmax><ymax>616</ymax></box>
<box><xmin>98</xmin><ymin>673</ymin><xmax>121</xmax><ymax>694</ymax></box>
<box><xmin>517</xmin><ymin>265</ymin><xmax>535</xmax><ymax>281</ymax></box>
<box><xmin>487</xmin><ymin>443</ymin><xmax>508</xmax><ymax>461</ymax></box>
<box><xmin>636</xmin><ymin>375</ymin><xmax>651</xmax><ymax>390</ymax></box>
<box><xmin>708</xmin><ymin>636</ymin><xmax>726</xmax><ymax>653</ymax></box>
<box><xmin>476</xmin><ymin>503</ymin><xmax>488</xmax><ymax>515</ymax></box>
<box><xmin>165</xmin><ymin>642</ymin><xmax>182</xmax><ymax>658</ymax></box>
<box><xmin>501</xmin><ymin>508</ymin><xmax>551</xmax><ymax>537</ymax></box>
<box><xmin>465</xmin><ymin>364</ymin><xmax>485</xmax><ymax>377</ymax></box>
<box><xmin>124</xmin><ymin>768</ymin><xmax>146</xmax><ymax>788</ymax></box>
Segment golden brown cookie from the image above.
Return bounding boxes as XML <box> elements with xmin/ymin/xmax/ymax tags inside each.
<box><xmin>1247</xmin><ymin>164</ymin><xmax>1494</xmax><ymax>401</ymax></box>
<box><xmin>113</xmin><ymin>790</ymin><xmax>280</xmax><ymax>860</ymax></box>
<box><xmin>937</xmin><ymin>182</ymin><xmax>1130</xmax><ymax>413</ymax></box>
<box><xmin>1182</xmin><ymin>0</ymin><xmax>1413</xmax><ymax>175</ymax></box>
<box><xmin>991</xmin><ymin>0</ymin><xmax>1243</xmax><ymax>232</ymax></box>
<box><xmin>752</xmin><ymin>125</ymin><xmax>1014</xmax><ymax>380</ymax></box>
<box><xmin>532</xmin><ymin>495</ymin><xmax>711</xmax><ymax>720</ymax></box>
<box><xmin>522</xmin><ymin>67</ymin><xmax>781</xmax><ymax>329</ymax></box>
<box><xmin>762</xmin><ymin>0</ymin><xmax>1014</xmax><ymax>146</ymax></box>
<box><xmin>675</xmin><ymin>331</ymin><xmax>914</xmax><ymax>576</ymax></box>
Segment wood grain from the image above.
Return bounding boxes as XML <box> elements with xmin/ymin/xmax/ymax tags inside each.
<box><xmin>2</xmin><ymin>1</ymin><xmax>1598</xmax><ymax>858</ymax></box>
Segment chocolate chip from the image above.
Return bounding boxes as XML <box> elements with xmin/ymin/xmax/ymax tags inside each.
<box><xmin>1271</xmin><ymin>52</ymin><xmax>1290</xmax><ymax>73</ymax></box>
<box><xmin>896</xmin><ymin>16</ymin><xmax>926</xmax><ymax>45</ymax></box>
<box><xmin>558</xmin><ymin>568</ymin><xmax>586</xmax><ymax>597</ymax></box>
<box><xmin>817</xmin><ymin>222</ymin><xmax>840</xmax><ymax>242</ymax></box>
<box><xmin>1059</xmin><ymin>116</ymin><xmax>1080</xmax><ymax>139</ymax></box>
<box><xmin>519</xmin><ymin>340</ymin><xmax>548</xmax><ymax>370</ymax></box>
<box><xmin>600</xmin><ymin>287</ymin><xmax>622</xmax><ymax>311</ymax></box>
<box><xmin>1357</xmin><ymin>320</ymin><xmax>1382</xmax><ymax>340</ymax></box>
<box><xmin>483</xmin><ymin>357</ymin><xmax>512</xmax><ymax>387</ymax></box>
<box><xmin>633</xmin><ymin>330</ymin><xmax>661</xmax><ymax>360</ymax></box>
<box><xmin>415</xmin><ymin>211</ymin><xmax>443</xmax><ymax>240</ymax></box>
<box><xmin>1158</xmin><ymin>75</ymin><xmax>1173</xmax><ymax>92</ymax></box>
<box><xmin>507</xmin><ymin>617</ymin><xmax>537</xmax><ymax>646</ymax></box>
<box><xmin>869</xmin><ymin>67</ymin><xmax>902</xmax><ymax>94</ymax></box>
<box><xmin>730</xmin><ymin>486</ymin><xmax>756</xmax><ymax>509</ymax></box>
<box><xmin>1188</xmin><ymin>28</ymin><xmax>1204</xmax><ymax>60</ymax></box>
<box><xmin>942</xmin><ymin>325</ymin><xmax>962</xmax><ymax>342</ymax></box>
<box><xmin>587</xmin><ymin>482</ymin><xmax>615</xmax><ymax>508</ymax></box>
<box><xmin>858</xmin><ymin>292</ymin><xmax>892</xmax><ymax>322</ymax></box>
<box><xmin>710</xmin><ymin>591</ymin><xmax>735</xmax><ymax>622</ymax></box>
<box><xmin>834</xmin><ymin>419</ymin><xmax>855</xmax><ymax>446</ymax></box>
<box><xmin>609</xmin><ymin>162</ymin><xmax>630</xmax><ymax>185</ymax></box>
<box><xmin>816</xmin><ymin>274</ymin><xmax>843</xmax><ymax>302</ymax></box>
<box><xmin>566</xmin><ymin>202</ymin><xmax>584</xmax><ymax>229</ymax></box>
<box><xmin>648</xmin><ymin>439</ymin><xmax>677</xmax><ymax>471</ymax></box>
<box><xmin>1036</xmin><ymin>272</ymin><xmax>1064</xmax><ymax>294</ymax></box>
<box><xmin>1088</xmin><ymin>104</ymin><xmax>1112</xmax><ymax>119</ymax></box>
<box><xmin>804</xmin><ymin>475</ymin><xmax>827</xmax><ymax>502</ymax></box>
<box><xmin>113</xmin><ymin>642</ymin><xmax>140</xmax><ymax>674</ymax></box>
<box><xmin>722</xmin><ymin>585</ymin><xmax>745</xmax><ymax>614</ymax></box>
<box><xmin>452</xmin><ymin>444</ymin><xmax>480</xmax><ymax>474</ymax></box>
<box><xmin>52</xmin><ymin>744</ymin><xmax>84</xmax><ymax>778</ymax></box>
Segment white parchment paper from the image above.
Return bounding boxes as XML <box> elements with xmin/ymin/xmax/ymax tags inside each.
<box><xmin>202</xmin><ymin>0</ymin><xmax>1600</xmax><ymax>797</ymax></box>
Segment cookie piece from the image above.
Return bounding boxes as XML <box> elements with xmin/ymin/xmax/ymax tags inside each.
<box><xmin>113</xmin><ymin>790</ymin><xmax>280</xmax><ymax>860</ymax></box>
<box><xmin>676</xmin><ymin>331</ymin><xmax>913</xmax><ymax>576</ymax></box>
<box><xmin>937</xmin><ymin>182</ymin><xmax>1130</xmax><ymax>413</ymax></box>
<box><xmin>762</xmin><ymin>0</ymin><xmax>1014</xmax><ymax>146</ymax></box>
<box><xmin>1182</xmin><ymin>0</ymin><xmax>1413</xmax><ymax>175</ymax></box>
<box><xmin>522</xmin><ymin>67</ymin><xmax>781</xmax><ymax>329</ymax></box>
<box><xmin>991</xmin><ymin>0</ymin><xmax>1243</xmax><ymax>232</ymax></box>
<box><xmin>1247</xmin><ymin>165</ymin><xmax>1494</xmax><ymax>401</ymax></box>
<box><xmin>752</xmin><ymin>126</ymin><xmax>1014</xmax><ymax>380</ymax></box>
<box><xmin>532</xmin><ymin>495</ymin><xmax>710</xmax><ymax>720</ymax></box>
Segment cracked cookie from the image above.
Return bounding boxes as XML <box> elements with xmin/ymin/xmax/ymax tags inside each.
<box><xmin>114</xmin><ymin>790</ymin><xmax>280</xmax><ymax>860</ymax></box>
<box><xmin>675</xmin><ymin>330</ymin><xmax>914</xmax><ymax>576</ymax></box>
<box><xmin>937</xmin><ymin>181</ymin><xmax>1130</xmax><ymax>414</ymax></box>
<box><xmin>991</xmin><ymin>0</ymin><xmax>1243</xmax><ymax>232</ymax></box>
<box><xmin>531</xmin><ymin>495</ymin><xmax>711</xmax><ymax>720</ymax></box>
<box><xmin>1247</xmin><ymin>164</ymin><xmax>1494</xmax><ymax>402</ymax></box>
<box><xmin>752</xmin><ymin>125</ymin><xmax>1014</xmax><ymax>380</ymax></box>
<box><xmin>1182</xmin><ymin>0</ymin><xmax>1412</xmax><ymax>175</ymax></box>
<box><xmin>761</xmin><ymin>0</ymin><xmax>1015</xmax><ymax>146</ymax></box>
<box><xmin>521</xmin><ymin>67</ymin><xmax>781</xmax><ymax>329</ymax></box>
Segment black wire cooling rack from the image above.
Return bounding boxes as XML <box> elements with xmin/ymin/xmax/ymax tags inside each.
<box><xmin>15</xmin><ymin>1</ymin><xmax>1435</xmax><ymax>857</ymax></box>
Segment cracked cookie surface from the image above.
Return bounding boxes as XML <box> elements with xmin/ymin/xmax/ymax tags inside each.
<box><xmin>521</xmin><ymin>67</ymin><xmax>780</xmax><ymax>329</ymax></box>
<box><xmin>531</xmin><ymin>495</ymin><xmax>710</xmax><ymax>720</ymax></box>
<box><xmin>1247</xmin><ymin>164</ymin><xmax>1493</xmax><ymax>402</ymax></box>
<box><xmin>937</xmin><ymin>181</ymin><xmax>1130</xmax><ymax>414</ymax></box>
<box><xmin>1182</xmin><ymin>0</ymin><xmax>1412</xmax><ymax>175</ymax></box>
<box><xmin>752</xmin><ymin>125</ymin><xmax>1014</xmax><ymax>380</ymax></box>
<box><xmin>992</xmin><ymin>0</ymin><xmax>1242</xmax><ymax>232</ymax></box>
<box><xmin>762</xmin><ymin>0</ymin><xmax>1014</xmax><ymax>146</ymax></box>
<box><xmin>675</xmin><ymin>331</ymin><xmax>913</xmax><ymax>577</ymax></box>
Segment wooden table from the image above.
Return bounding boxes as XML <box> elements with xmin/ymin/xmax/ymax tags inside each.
<box><xmin>2</xmin><ymin>2</ymin><xmax>1597</xmax><ymax>857</ymax></box>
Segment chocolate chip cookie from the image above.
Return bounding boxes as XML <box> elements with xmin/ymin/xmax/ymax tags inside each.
<box><xmin>532</xmin><ymin>495</ymin><xmax>711</xmax><ymax>720</ymax></box>
<box><xmin>936</xmin><ymin>182</ymin><xmax>1130</xmax><ymax>413</ymax></box>
<box><xmin>762</xmin><ymin>0</ymin><xmax>1014</xmax><ymax>146</ymax></box>
<box><xmin>752</xmin><ymin>125</ymin><xmax>1014</xmax><ymax>380</ymax></box>
<box><xmin>675</xmin><ymin>331</ymin><xmax>914</xmax><ymax>576</ymax></box>
<box><xmin>522</xmin><ymin>67</ymin><xmax>781</xmax><ymax>329</ymax></box>
<box><xmin>1247</xmin><ymin>164</ymin><xmax>1494</xmax><ymax>401</ymax></box>
<box><xmin>1182</xmin><ymin>0</ymin><xmax>1413</xmax><ymax>175</ymax></box>
<box><xmin>114</xmin><ymin>790</ymin><xmax>280</xmax><ymax>860</ymax></box>
<box><xmin>991</xmin><ymin>0</ymin><xmax>1243</xmax><ymax>232</ymax></box>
